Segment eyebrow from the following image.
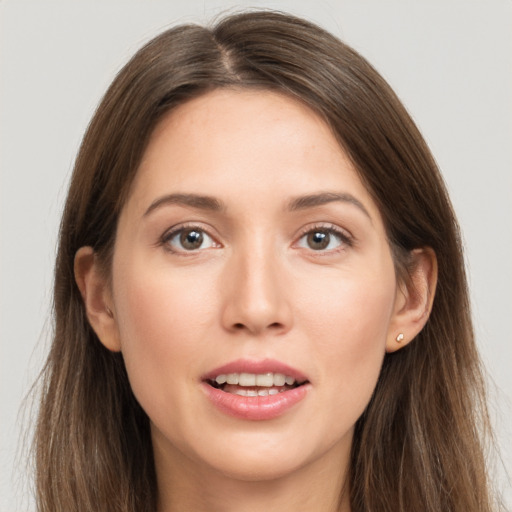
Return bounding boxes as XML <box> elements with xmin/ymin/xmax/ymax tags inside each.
<box><xmin>143</xmin><ymin>191</ymin><xmax>371</xmax><ymax>220</ymax></box>
<box><xmin>288</xmin><ymin>192</ymin><xmax>372</xmax><ymax>220</ymax></box>
<box><xmin>143</xmin><ymin>193</ymin><xmax>225</xmax><ymax>217</ymax></box>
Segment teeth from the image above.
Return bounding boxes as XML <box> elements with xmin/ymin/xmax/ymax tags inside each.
<box><xmin>233</xmin><ymin>388</ymin><xmax>286</xmax><ymax>397</ymax></box>
<box><xmin>273</xmin><ymin>373</ymin><xmax>286</xmax><ymax>386</ymax></box>
<box><xmin>239</xmin><ymin>373</ymin><xmax>256</xmax><ymax>386</ymax></box>
<box><xmin>255</xmin><ymin>373</ymin><xmax>273</xmax><ymax>387</ymax></box>
<box><xmin>214</xmin><ymin>372</ymin><xmax>297</xmax><ymax>387</ymax></box>
<box><xmin>226</xmin><ymin>373</ymin><xmax>239</xmax><ymax>385</ymax></box>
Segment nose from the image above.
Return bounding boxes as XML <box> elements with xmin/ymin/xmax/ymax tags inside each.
<box><xmin>220</xmin><ymin>245</ymin><xmax>293</xmax><ymax>336</ymax></box>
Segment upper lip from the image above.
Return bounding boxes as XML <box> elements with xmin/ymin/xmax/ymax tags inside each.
<box><xmin>202</xmin><ymin>358</ymin><xmax>309</xmax><ymax>383</ymax></box>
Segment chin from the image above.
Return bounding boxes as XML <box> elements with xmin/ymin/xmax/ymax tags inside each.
<box><xmin>208</xmin><ymin>450</ymin><xmax>307</xmax><ymax>483</ymax></box>
<box><xmin>188</xmin><ymin>426</ymin><xmax>349</xmax><ymax>484</ymax></box>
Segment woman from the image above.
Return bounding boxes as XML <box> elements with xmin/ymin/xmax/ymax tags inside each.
<box><xmin>34</xmin><ymin>11</ymin><xmax>496</xmax><ymax>512</ymax></box>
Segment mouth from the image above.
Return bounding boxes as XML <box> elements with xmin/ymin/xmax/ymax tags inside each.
<box><xmin>206</xmin><ymin>372</ymin><xmax>309</xmax><ymax>397</ymax></box>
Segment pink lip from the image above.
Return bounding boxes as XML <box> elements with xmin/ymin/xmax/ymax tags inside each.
<box><xmin>201</xmin><ymin>358</ymin><xmax>311</xmax><ymax>421</ymax></box>
<box><xmin>202</xmin><ymin>358</ymin><xmax>309</xmax><ymax>382</ymax></box>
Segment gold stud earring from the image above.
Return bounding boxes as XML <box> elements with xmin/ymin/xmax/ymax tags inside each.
<box><xmin>396</xmin><ymin>333</ymin><xmax>404</xmax><ymax>343</ymax></box>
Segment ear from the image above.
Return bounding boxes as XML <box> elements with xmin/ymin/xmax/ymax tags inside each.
<box><xmin>74</xmin><ymin>246</ymin><xmax>121</xmax><ymax>352</ymax></box>
<box><xmin>386</xmin><ymin>247</ymin><xmax>438</xmax><ymax>353</ymax></box>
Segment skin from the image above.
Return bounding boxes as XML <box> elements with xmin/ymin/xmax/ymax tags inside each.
<box><xmin>76</xmin><ymin>89</ymin><xmax>436</xmax><ymax>512</ymax></box>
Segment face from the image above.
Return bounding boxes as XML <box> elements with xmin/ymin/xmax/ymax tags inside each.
<box><xmin>109</xmin><ymin>89</ymin><xmax>401</xmax><ymax>483</ymax></box>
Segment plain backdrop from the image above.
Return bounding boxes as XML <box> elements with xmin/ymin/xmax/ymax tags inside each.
<box><xmin>1</xmin><ymin>1</ymin><xmax>511</xmax><ymax>510</ymax></box>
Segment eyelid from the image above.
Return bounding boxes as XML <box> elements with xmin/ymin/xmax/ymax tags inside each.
<box><xmin>160</xmin><ymin>222</ymin><xmax>222</xmax><ymax>253</ymax></box>
<box><xmin>293</xmin><ymin>223</ymin><xmax>354</xmax><ymax>252</ymax></box>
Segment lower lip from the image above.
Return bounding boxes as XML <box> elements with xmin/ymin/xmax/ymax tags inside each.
<box><xmin>202</xmin><ymin>383</ymin><xmax>310</xmax><ymax>421</ymax></box>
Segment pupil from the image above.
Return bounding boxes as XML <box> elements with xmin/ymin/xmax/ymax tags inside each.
<box><xmin>181</xmin><ymin>230</ymin><xmax>203</xmax><ymax>250</ymax></box>
<box><xmin>308</xmin><ymin>231</ymin><xmax>329</xmax><ymax>250</ymax></box>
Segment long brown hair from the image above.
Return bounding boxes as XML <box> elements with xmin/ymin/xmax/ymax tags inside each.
<box><xmin>34</xmin><ymin>11</ymin><xmax>496</xmax><ymax>511</ymax></box>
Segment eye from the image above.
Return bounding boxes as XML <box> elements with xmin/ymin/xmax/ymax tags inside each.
<box><xmin>163</xmin><ymin>226</ymin><xmax>218</xmax><ymax>252</ymax></box>
<box><xmin>296</xmin><ymin>226</ymin><xmax>352</xmax><ymax>252</ymax></box>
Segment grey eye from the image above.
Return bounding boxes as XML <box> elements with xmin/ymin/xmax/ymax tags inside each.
<box><xmin>306</xmin><ymin>231</ymin><xmax>330</xmax><ymax>250</ymax></box>
<box><xmin>166</xmin><ymin>228</ymin><xmax>216</xmax><ymax>252</ymax></box>
<box><xmin>297</xmin><ymin>228</ymin><xmax>347</xmax><ymax>251</ymax></box>
<box><xmin>180</xmin><ymin>229</ymin><xmax>204</xmax><ymax>250</ymax></box>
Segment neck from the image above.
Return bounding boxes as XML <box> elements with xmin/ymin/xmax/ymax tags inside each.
<box><xmin>153</xmin><ymin>429</ymin><xmax>352</xmax><ymax>512</ymax></box>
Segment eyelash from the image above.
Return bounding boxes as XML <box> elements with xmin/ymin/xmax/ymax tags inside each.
<box><xmin>295</xmin><ymin>223</ymin><xmax>354</xmax><ymax>254</ymax></box>
<box><xmin>159</xmin><ymin>223</ymin><xmax>354</xmax><ymax>255</ymax></box>
<box><xmin>160</xmin><ymin>223</ymin><xmax>219</xmax><ymax>254</ymax></box>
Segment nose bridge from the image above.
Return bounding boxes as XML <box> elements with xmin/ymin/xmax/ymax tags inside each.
<box><xmin>221</xmin><ymin>232</ymin><xmax>292</xmax><ymax>335</ymax></box>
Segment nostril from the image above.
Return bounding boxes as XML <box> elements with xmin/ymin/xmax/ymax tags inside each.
<box><xmin>231</xmin><ymin>321</ymin><xmax>284</xmax><ymax>332</ymax></box>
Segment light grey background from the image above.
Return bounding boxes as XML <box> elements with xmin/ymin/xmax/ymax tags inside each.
<box><xmin>1</xmin><ymin>1</ymin><xmax>511</xmax><ymax>510</ymax></box>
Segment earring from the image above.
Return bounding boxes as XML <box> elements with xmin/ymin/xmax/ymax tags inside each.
<box><xmin>396</xmin><ymin>333</ymin><xmax>404</xmax><ymax>343</ymax></box>
<box><xmin>106</xmin><ymin>306</ymin><xmax>114</xmax><ymax>318</ymax></box>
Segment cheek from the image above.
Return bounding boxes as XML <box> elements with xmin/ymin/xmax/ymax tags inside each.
<box><xmin>298</xmin><ymin>264</ymin><xmax>396</xmax><ymax>420</ymax></box>
<box><xmin>300</xmin><ymin>264</ymin><xmax>396</xmax><ymax>347</ymax></box>
<box><xmin>111</xmin><ymin>258</ymin><xmax>217</xmax><ymax>408</ymax></box>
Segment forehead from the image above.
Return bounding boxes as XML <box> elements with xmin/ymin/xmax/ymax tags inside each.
<box><xmin>126</xmin><ymin>88</ymin><xmax>380</xmax><ymax>221</ymax></box>
<box><xmin>144</xmin><ymin>88</ymin><xmax>343</xmax><ymax>165</ymax></box>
